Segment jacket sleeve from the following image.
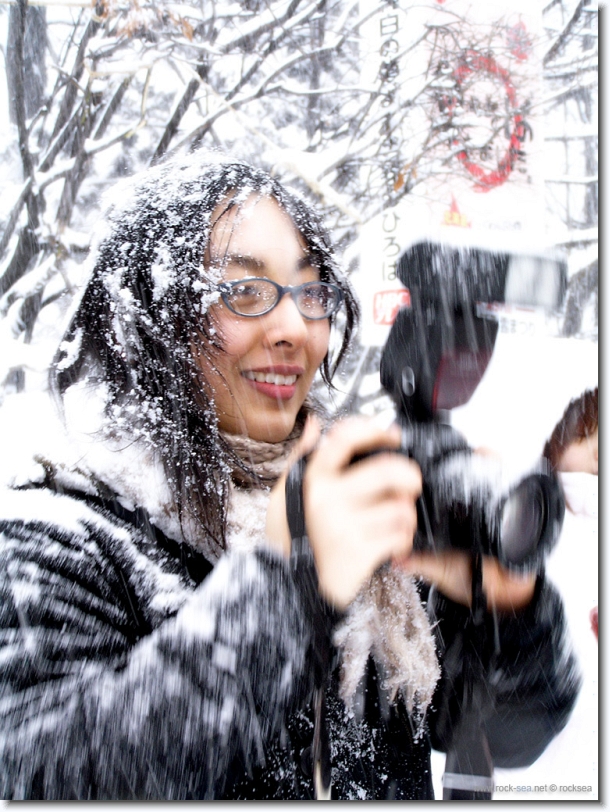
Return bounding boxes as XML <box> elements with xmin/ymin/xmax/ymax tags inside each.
<box><xmin>0</xmin><ymin>488</ymin><xmax>315</xmax><ymax>799</ymax></box>
<box><xmin>426</xmin><ymin>575</ymin><xmax>581</xmax><ymax>769</ymax></box>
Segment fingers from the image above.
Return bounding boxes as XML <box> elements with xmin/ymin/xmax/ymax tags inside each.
<box><xmin>298</xmin><ymin>417</ymin><xmax>422</xmax><ymax>609</ymax></box>
<box><xmin>306</xmin><ymin>417</ymin><xmax>421</xmax><ymax>505</ymax></box>
<box><xmin>399</xmin><ymin>551</ymin><xmax>472</xmax><ymax>606</ymax></box>
<box><xmin>398</xmin><ymin>551</ymin><xmax>537</xmax><ymax>611</ymax></box>
<box><xmin>314</xmin><ymin>497</ymin><xmax>418</xmax><ymax>610</ymax></box>
<box><xmin>310</xmin><ymin>417</ymin><xmax>402</xmax><ymax>474</ymax></box>
<box><xmin>367</xmin><ymin>499</ymin><xmax>419</xmax><ymax>558</ymax></box>
<box><xmin>345</xmin><ymin>452</ymin><xmax>422</xmax><ymax>506</ymax></box>
<box><xmin>298</xmin><ymin>415</ymin><xmax>536</xmax><ymax>614</ymax></box>
<box><xmin>291</xmin><ymin>414</ymin><xmax>322</xmax><ymax>463</ymax></box>
<box><xmin>271</xmin><ymin>415</ymin><xmax>322</xmax><ymax>494</ymax></box>
<box><xmin>480</xmin><ymin>560</ymin><xmax>536</xmax><ymax>611</ymax></box>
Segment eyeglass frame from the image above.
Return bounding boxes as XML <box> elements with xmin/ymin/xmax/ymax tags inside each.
<box><xmin>216</xmin><ymin>277</ymin><xmax>344</xmax><ymax>320</ymax></box>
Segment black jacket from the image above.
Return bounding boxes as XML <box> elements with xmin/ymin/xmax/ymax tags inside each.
<box><xmin>0</xmin><ymin>481</ymin><xmax>579</xmax><ymax>799</ymax></box>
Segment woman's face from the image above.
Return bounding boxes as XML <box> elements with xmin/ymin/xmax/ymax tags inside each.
<box><xmin>558</xmin><ymin>428</ymin><xmax>598</xmax><ymax>475</ymax></box>
<box><xmin>199</xmin><ymin>196</ymin><xmax>331</xmax><ymax>442</ymax></box>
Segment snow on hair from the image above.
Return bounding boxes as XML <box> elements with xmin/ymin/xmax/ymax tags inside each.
<box><xmin>50</xmin><ymin>153</ymin><xmax>358</xmax><ymax>557</ymax></box>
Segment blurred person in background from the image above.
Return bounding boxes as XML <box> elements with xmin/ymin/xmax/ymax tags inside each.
<box><xmin>494</xmin><ymin>386</ymin><xmax>598</xmax><ymax>796</ymax></box>
<box><xmin>545</xmin><ymin>386</ymin><xmax>598</xmax><ymax>477</ymax></box>
<box><xmin>544</xmin><ymin>386</ymin><xmax>598</xmax><ymax>640</ymax></box>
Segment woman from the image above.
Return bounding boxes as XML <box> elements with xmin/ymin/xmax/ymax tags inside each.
<box><xmin>0</xmin><ymin>154</ymin><xmax>577</xmax><ymax>799</ymax></box>
<box><xmin>544</xmin><ymin>387</ymin><xmax>598</xmax><ymax>476</ymax></box>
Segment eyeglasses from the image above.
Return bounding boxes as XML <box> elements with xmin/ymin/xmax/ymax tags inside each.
<box><xmin>217</xmin><ymin>278</ymin><xmax>343</xmax><ymax>320</ymax></box>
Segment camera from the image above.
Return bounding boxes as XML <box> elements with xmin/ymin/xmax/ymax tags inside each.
<box><xmin>285</xmin><ymin>238</ymin><xmax>570</xmax><ymax>800</ymax></box>
<box><xmin>379</xmin><ymin>240</ymin><xmax>567</xmax><ymax>573</ymax></box>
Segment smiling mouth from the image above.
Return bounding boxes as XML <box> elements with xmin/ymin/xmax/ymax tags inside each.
<box><xmin>242</xmin><ymin>371</ymin><xmax>298</xmax><ymax>386</ymax></box>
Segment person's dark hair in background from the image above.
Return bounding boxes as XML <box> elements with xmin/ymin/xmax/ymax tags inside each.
<box><xmin>543</xmin><ymin>387</ymin><xmax>598</xmax><ymax>474</ymax></box>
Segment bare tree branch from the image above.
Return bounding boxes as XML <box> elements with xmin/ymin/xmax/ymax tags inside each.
<box><xmin>0</xmin><ymin>178</ymin><xmax>32</xmax><ymax>263</ymax></box>
<box><xmin>50</xmin><ymin>10</ymin><xmax>101</xmax><ymax>141</ymax></box>
<box><xmin>544</xmin><ymin>0</ymin><xmax>586</xmax><ymax>65</ymax></box>
<box><xmin>150</xmin><ymin>61</ymin><xmax>209</xmax><ymax>165</ymax></box>
<box><xmin>92</xmin><ymin>75</ymin><xmax>132</xmax><ymax>140</ymax></box>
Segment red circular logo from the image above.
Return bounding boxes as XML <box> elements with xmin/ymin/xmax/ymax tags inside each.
<box><xmin>451</xmin><ymin>51</ymin><xmax>526</xmax><ymax>191</ymax></box>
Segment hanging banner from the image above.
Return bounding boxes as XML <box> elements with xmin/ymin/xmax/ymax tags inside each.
<box><xmin>354</xmin><ymin>0</ymin><xmax>546</xmax><ymax>345</ymax></box>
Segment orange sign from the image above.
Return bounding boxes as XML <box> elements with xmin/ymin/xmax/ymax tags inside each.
<box><xmin>373</xmin><ymin>289</ymin><xmax>411</xmax><ymax>325</ymax></box>
<box><xmin>443</xmin><ymin>196</ymin><xmax>471</xmax><ymax>228</ymax></box>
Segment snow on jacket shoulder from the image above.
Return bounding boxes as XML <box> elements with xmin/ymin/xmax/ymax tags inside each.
<box><xmin>0</xmin><ymin>483</ymin><xmax>313</xmax><ymax>799</ymax></box>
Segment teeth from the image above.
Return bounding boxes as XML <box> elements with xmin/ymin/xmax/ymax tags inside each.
<box><xmin>243</xmin><ymin>371</ymin><xmax>297</xmax><ymax>386</ymax></box>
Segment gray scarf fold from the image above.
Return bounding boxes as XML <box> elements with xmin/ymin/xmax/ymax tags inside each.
<box><xmin>220</xmin><ymin>428</ymin><xmax>301</xmax><ymax>488</ymax></box>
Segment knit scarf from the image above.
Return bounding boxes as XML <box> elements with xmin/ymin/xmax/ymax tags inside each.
<box><xmin>221</xmin><ymin>426</ymin><xmax>302</xmax><ymax>488</ymax></box>
<box><xmin>221</xmin><ymin>427</ymin><xmax>440</xmax><ymax>722</ymax></box>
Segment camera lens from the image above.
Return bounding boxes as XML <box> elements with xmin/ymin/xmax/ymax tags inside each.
<box><xmin>499</xmin><ymin>476</ymin><xmax>546</xmax><ymax>567</ymax></box>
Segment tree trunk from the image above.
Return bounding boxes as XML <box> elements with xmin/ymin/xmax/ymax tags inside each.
<box><xmin>7</xmin><ymin>4</ymin><xmax>47</xmax><ymax>123</ymax></box>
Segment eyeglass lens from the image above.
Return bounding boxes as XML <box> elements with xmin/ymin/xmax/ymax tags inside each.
<box><xmin>224</xmin><ymin>280</ymin><xmax>340</xmax><ymax>318</ymax></box>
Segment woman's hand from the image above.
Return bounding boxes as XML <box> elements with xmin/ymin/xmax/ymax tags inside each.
<box><xmin>266</xmin><ymin>416</ymin><xmax>536</xmax><ymax>613</ymax></box>
<box><xmin>397</xmin><ymin>549</ymin><xmax>537</xmax><ymax>613</ymax></box>
<box><xmin>266</xmin><ymin>416</ymin><xmax>423</xmax><ymax>610</ymax></box>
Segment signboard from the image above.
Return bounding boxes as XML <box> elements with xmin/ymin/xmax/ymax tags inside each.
<box><xmin>354</xmin><ymin>0</ymin><xmax>546</xmax><ymax>345</ymax></box>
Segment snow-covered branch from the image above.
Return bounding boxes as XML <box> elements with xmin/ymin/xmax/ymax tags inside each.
<box><xmin>543</xmin><ymin>0</ymin><xmax>587</xmax><ymax>65</ymax></box>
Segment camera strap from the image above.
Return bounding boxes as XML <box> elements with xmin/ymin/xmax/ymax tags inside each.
<box><xmin>286</xmin><ymin>455</ymin><xmax>332</xmax><ymax>800</ymax></box>
<box><xmin>470</xmin><ymin>553</ymin><xmax>487</xmax><ymax>636</ymax></box>
<box><xmin>442</xmin><ymin>553</ymin><xmax>494</xmax><ymax>800</ymax></box>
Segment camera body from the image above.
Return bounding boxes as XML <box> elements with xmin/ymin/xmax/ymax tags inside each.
<box><xmin>380</xmin><ymin>240</ymin><xmax>566</xmax><ymax>572</ymax></box>
<box><xmin>398</xmin><ymin>421</ymin><xmax>564</xmax><ymax>573</ymax></box>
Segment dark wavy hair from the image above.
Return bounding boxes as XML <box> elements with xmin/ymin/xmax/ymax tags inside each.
<box><xmin>543</xmin><ymin>386</ymin><xmax>598</xmax><ymax>471</ymax></box>
<box><xmin>50</xmin><ymin>155</ymin><xmax>359</xmax><ymax>559</ymax></box>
